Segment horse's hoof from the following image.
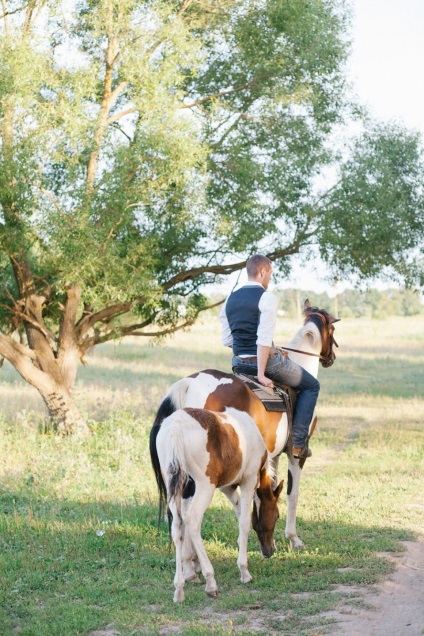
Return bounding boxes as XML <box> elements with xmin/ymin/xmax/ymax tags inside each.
<box><xmin>207</xmin><ymin>590</ymin><xmax>218</xmax><ymax>599</ymax></box>
<box><xmin>186</xmin><ymin>575</ymin><xmax>201</xmax><ymax>584</ymax></box>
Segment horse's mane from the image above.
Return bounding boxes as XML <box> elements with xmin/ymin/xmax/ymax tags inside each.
<box><xmin>287</xmin><ymin>317</ymin><xmax>322</xmax><ymax>349</ymax></box>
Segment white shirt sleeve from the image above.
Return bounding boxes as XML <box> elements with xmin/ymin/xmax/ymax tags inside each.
<box><xmin>257</xmin><ymin>291</ymin><xmax>278</xmax><ymax>347</ymax></box>
<box><xmin>219</xmin><ymin>298</ymin><xmax>233</xmax><ymax>347</ymax></box>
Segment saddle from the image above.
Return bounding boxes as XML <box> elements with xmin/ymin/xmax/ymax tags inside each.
<box><xmin>233</xmin><ymin>372</ymin><xmax>298</xmax><ymax>414</ymax></box>
<box><xmin>233</xmin><ymin>369</ymin><xmax>299</xmax><ymax>463</ymax></box>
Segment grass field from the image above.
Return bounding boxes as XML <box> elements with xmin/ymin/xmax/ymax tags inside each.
<box><xmin>0</xmin><ymin>314</ymin><xmax>423</xmax><ymax>635</ymax></box>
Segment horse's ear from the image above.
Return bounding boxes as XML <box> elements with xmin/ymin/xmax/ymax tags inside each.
<box><xmin>304</xmin><ymin>299</ymin><xmax>312</xmax><ymax>312</ymax></box>
<box><xmin>328</xmin><ymin>314</ymin><xmax>341</xmax><ymax>323</ymax></box>
<box><xmin>273</xmin><ymin>479</ymin><xmax>284</xmax><ymax>499</ymax></box>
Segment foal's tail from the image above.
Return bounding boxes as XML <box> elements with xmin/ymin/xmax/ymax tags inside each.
<box><xmin>150</xmin><ymin>378</ymin><xmax>189</xmax><ymax>502</ymax></box>
<box><xmin>150</xmin><ymin>381</ymin><xmax>191</xmax><ymax>527</ymax></box>
<box><xmin>150</xmin><ymin>396</ymin><xmax>177</xmax><ymax>522</ymax></box>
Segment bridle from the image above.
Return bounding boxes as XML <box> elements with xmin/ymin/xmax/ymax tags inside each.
<box><xmin>279</xmin><ymin>308</ymin><xmax>339</xmax><ymax>366</ymax></box>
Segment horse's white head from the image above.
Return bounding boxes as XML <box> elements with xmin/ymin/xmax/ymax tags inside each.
<box><xmin>303</xmin><ymin>299</ymin><xmax>340</xmax><ymax>368</ymax></box>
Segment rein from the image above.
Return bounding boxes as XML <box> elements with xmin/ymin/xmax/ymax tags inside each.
<box><xmin>278</xmin><ymin>346</ymin><xmax>321</xmax><ymax>359</ymax></box>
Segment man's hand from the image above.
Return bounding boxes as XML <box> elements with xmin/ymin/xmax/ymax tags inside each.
<box><xmin>277</xmin><ymin>347</ymin><xmax>288</xmax><ymax>358</ymax></box>
<box><xmin>257</xmin><ymin>344</ymin><xmax>274</xmax><ymax>388</ymax></box>
<box><xmin>257</xmin><ymin>375</ymin><xmax>274</xmax><ymax>388</ymax></box>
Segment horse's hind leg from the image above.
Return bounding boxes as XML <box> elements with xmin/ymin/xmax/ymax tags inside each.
<box><xmin>285</xmin><ymin>459</ymin><xmax>305</xmax><ymax>550</ymax></box>
<box><xmin>183</xmin><ymin>483</ymin><xmax>218</xmax><ymax>598</ymax></box>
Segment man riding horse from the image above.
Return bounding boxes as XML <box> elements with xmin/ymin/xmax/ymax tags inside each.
<box><xmin>219</xmin><ymin>253</ymin><xmax>320</xmax><ymax>460</ymax></box>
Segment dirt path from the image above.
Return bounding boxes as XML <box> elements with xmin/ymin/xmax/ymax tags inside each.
<box><xmin>328</xmin><ymin>538</ymin><xmax>424</xmax><ymax>636</ymax></box>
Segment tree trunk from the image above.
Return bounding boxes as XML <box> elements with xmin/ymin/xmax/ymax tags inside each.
<box><xmin>40</xmin><ymin>382</ymin><xmax>88</xmax><ymax>435</ymax></box>
<box><xmin>0</xmin><ymin>320</ymin><xmax>89</xmax><ymax>436</ymax></box>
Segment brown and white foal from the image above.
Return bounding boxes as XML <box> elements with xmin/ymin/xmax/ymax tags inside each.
<box><xmin>154</xmin><ymin>406</ymin><xmax>283</xmax><ymax>602</ymax></box>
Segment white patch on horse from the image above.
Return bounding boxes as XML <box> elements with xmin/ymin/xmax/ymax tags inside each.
<box><xmin>184</xmin><ymin>373</ymin><xmax>233</xmax><ymax>408</ymax></box>
<box><xmin>284</xmin><ymin>322</ymin><xmax>321</xmax><ymax>377</ymax></box>
<box><xmin>254</xmin><ymin>491</ymin><xmax>261</xmax><ymax>513</ymax></box>
<box><xmin>272</xmin><ymin>412</ymin><xmax>289</xmax><ymax>458</ymax></box>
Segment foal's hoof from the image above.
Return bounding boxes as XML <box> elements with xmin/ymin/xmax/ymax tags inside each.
<box><xmin>186</xmin><ymin>574</ymin><xmax>202</xmax><ymax>584</ymax></box>
<box><xmin>241</xmin><ymin>573</ymin><xmax>253</xmax><ymax>584</ymax></box>
<box><xmin>173</xmin><ymin>589</ymin><xmax>185</xmax><ymax>603</ymax></box>
<box><xmin>207</xmin><ymin>590</ymin><xmax>218</xmax><ymax>599</ymax></box>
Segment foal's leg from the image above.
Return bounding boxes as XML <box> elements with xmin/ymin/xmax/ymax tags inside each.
<box><xmin>183</xmin><ymin>482</ymin><xmax>218</xmax><ymax>598</ymax></box>
<box><xmin>220</xmin><ymin>485</ymin><xmax>241</xmax><ymax>519</ymax></box>
<box><xmin>285</xmin><ymin>458</ymin><xmax>305</xmax><ymax>550</ymax></box>
<box><xmin>181</xmin><ymin>496</ymin><xmax>201</xmax><ymax>583</ymax></box>
<box><xmin>168</xmin><ymin>497</ymin><xmax>186</xmax><ymax>602</ymax></box>
<box><xmin>236</xmin><ymin>478</ymin><xmax>256</xmax><ymax>584</ymax></box>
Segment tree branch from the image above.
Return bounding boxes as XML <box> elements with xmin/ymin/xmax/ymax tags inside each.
<box><xmin>0</xmin><ymin>332</ymin><xmax>50</xmax><ymax>389</ymax></box>
<box><xmin>76</xmin><ymin>230</ymin><xmax>311</xmax><ymax>342</ymax></box>
<box><xmin>0</xmin><ymin>1</ymin><xmax>25</xmax><ymax>19</ymax></box>
<box><xmin>82</xmin><ymin>298</ymin><xmax>224</xmax><ymax>347</ymax></box>
<box><xmin>85</xmin><ymin>28</ymin><xmax>120</xmax><ymax>194</ymax></box>
<box><xmin>179</xmin><ymin>82</ymin><xmax>253</xmax><ymax>110</ymax></box>
<box><xmin>76</xmin><ymin>300</ymin><xmax>135</xmax><ymax>338</ymax></box>
<box><xmin>107</xmin><ymin>107</ymin><xmax>137</xmax><ymax>125</ymax></box>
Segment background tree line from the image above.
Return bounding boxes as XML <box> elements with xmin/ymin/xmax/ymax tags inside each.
<box><xmin>275</xmin><ymin>287</ymin><xmax>423</xmax><ymax>320</ymax></box>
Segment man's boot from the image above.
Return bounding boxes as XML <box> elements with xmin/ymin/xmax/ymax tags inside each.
<box><xmin>293</xmin><ymin>444</ymin><xmax>312</xmax><ymax>459</ymax></box>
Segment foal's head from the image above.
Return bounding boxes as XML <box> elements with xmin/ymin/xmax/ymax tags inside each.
<box><xmin>251</xmin><ymin>469</ymin><xmax>284</xmax><ymax>558</ymax></box>
<box><xmin>304</xmin><ymin>298</ymin><xmax>340</xmax><ymax>368</ymax></box>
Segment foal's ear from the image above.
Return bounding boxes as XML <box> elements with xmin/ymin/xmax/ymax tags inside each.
<box><xmin>273</xmin><ymin>479</ymin><xmax>284</xmax><ymax>499</ymax></box>
<box><xmin>304</xmin><ymin>299</ymin><xmax>312</xmax><ymax>312</ymax></box>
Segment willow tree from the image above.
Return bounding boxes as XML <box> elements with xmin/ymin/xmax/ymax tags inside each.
<box><xmin>0</xmin><ymin>0</ymin><xmax>422</xmax><ymax>432</ymax></box>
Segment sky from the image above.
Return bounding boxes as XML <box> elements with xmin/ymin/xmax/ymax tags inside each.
<box><xmin>349</xmin><ymin>0</ymin><xmax>424</xmax><ymax>136</ymax></box>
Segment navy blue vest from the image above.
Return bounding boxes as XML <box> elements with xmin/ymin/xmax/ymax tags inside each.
<box><xmin>225</xmin><ymin>285</ymin><xmax>265</xmax><ymax>356</ymax></box>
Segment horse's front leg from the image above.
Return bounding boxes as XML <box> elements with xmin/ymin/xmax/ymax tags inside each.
<box><xmin>285</xmin><ymin>458</ymin><xmax>305</xmax><ymax>550</ymax></box>
<box><xmin>269</xmin><ymin>454</ymin><xmax>280</xmax><ymax>489</ymax></box>
<box><xmin>236</xmin><ymin>479</ymin><xmax>256</xmax><ymax>584</ymax></box>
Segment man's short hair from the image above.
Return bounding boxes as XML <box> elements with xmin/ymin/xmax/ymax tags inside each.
<box><xmin>246</xmin><ymin>254</ymin><xmax>272</xmax><ymax>278</ymax></box>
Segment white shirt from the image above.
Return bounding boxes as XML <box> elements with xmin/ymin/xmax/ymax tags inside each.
<box><xmin>219</xmin><ymin>282</ymin><xmax>278</xmax><ymax>351</ymax></box>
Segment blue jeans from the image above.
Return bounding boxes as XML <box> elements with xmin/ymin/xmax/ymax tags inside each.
<box><xmin>232</xmin><ymin>351</ymin><xmax>320</xmax><ymax>448</ymax></box>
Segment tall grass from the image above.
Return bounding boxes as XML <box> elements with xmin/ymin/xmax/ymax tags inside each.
<box><xmin>0</xmin><ymin>314</ymin><xmax>423</xmax><ymax>635</ymax></box>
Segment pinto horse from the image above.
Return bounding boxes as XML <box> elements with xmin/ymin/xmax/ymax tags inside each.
<box><xmin>150</xmin><ymin>299</ymin><xmax>339</xmax><ymax>554</ymax></box>
<box><xmin>153</xmin><ymin>406</ymin><xmax>284</xmax><ymax>602</ymax></box>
